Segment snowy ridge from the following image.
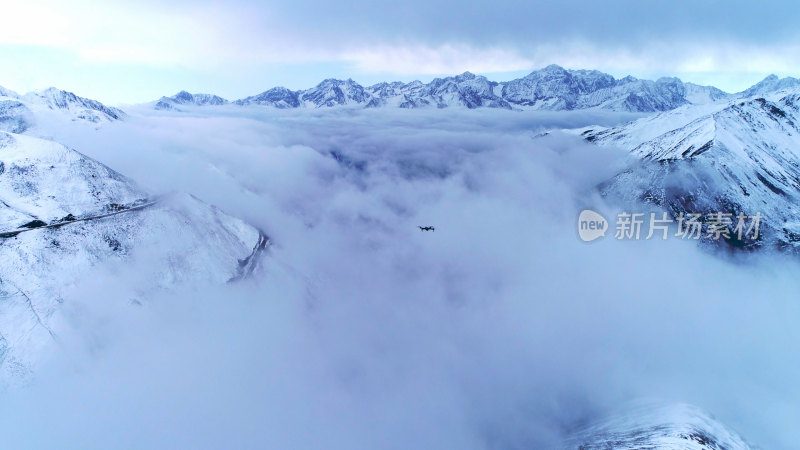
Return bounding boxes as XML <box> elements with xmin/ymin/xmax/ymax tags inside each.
<box><xmin>0</xmin><ymin>86</ymin><xmax>19</xmax><ymax>99</ymax></box>
<box><xmin>581</xmin><ymin>88</ymin><xmax>800</xmax><ymax>249</ymax></box>
<box><xmin>0</xmin><ymin>131</ymin><xmax>266</xmax><ymax>384</ymax></box>
<box><xmin>566</xmin><ymin>403</ymin><xmax>753</xmax><ymax>449</ymax></box>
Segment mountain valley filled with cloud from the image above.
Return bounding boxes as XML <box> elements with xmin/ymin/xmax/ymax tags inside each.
<box><xmin>3</xmin><ymin>1</ymin><xmax>800</xmax><ymax>448</ymax></box>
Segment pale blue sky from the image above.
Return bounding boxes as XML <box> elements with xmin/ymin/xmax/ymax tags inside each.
<box><xmin>2</xmin><ymin>0</ymin><xmax>798</xmax><ymax>105</ymax></box>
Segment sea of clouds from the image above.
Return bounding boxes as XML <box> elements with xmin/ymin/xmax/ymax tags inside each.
<box><xmin>2</xmin><ymin>107</ymin><xmax>800</xmax><ymax>449</ymax></box>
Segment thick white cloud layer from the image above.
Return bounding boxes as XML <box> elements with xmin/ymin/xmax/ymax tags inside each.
<box><xmin>0</xmin><ymin>108</ymin><xmax>798</xmax><ymax>448</ymax></box>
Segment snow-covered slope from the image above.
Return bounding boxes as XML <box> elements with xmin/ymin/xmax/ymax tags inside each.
<box><xmin>0</xmin><ymin>100</ymin><xmax>33</xmax><ymax>134</ymax></box>
<box><xmin>566</xmin><ymin>403</ymin><xmax>753</xmax><ymax>449</ymax></box>
<box><xmin>0</xmin><ymin>131</ymin><xmax>266</xmax><ymax>383</ymax></box>
<box><xmin>0</xmin><ymin>132</ymin><xmax>141</xmax><ymax>226</ymax></box>
<box><xmin>581</xmin><ymin>88</ymin><xmax>800</xmax><ymax>249</ymax></box>
<box><xmin>155</xmin><ymin>91</ymin><xmax>229</xmax><ymax>110</ymax></box>
<box><xmin>0</xmin><ymin>86</ymin><xmax>18</xmax><ymax>99</ymax></box>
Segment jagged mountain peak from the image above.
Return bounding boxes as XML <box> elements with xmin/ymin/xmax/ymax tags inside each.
<box><xmin>234</xmin><ymin>86</ymin><xmax>300</xmax><ymax>108</ymax></box>
<box><xmin>374</xmin><ymin>80</ymin><xmax>406</xmax><ymax>88</ymax></box>
<box><xmin>316</xmin><ymin>77</ymin><xmax>359</xmax><ymax>87</ymax></box>
<box><xmin>429</xmin><ymin>71</ymin><xmax>489</xmax><ymax>85</ymax></box>
<box><xmin>502</xmin><ymin>65</ymin><xmax>618</xmax><ymax>109</ymax></box>
<box><xmin>453</xmin><ymin>71</ymin><xmax>477</xmax><ymax>81</ymax></box>
<box><xmin>155</xmin><ymin>91</ymin><xmax>229</xmax><ymax>110</ymax></box>
<box><xmin>302</xmin><ymin>78</ymin><xmax>369</xmax><ymax>107</ymax></box>
<box><xmin>172</xmin><ymin>90</ymin><xmax>195</xmax><ymax>101</ymax></box>
<box><xmin>33</xmin><ymin>86</ymin><xmax>65</xmax><ymax>96</ymax></box>
<box><xmin>29</xmin><ymin>86</ymin><xmax>98</xmax><ymax>104</ymax></box>
<box><xmin>19</xmin><ymin>87</ymin><xmax>125</xmax><ymax>123</ymax></box>
<box><xmin>524</xmin><ymin>64</ymin><xmax>612</xmax><ymax>81</ymax></box>
<box><xmin>538</xmin><ymin>63</ymin><xmax>568</xmax><ymax>73</ymax></box>
<box><xmin>739</xmin><ymin>73</ymin><xmax>800</xmax><ymax>98</ymax></box>
<box><xmin>267</xmin><ymin>86</ymin><xmax>296</xmax><ymax>93</ymax></box>
<box><xmin>524</xmin><ymin>64</ymin><xmax>570</xmax><ymax>79</ymax></box>
<box><xmin>0</xmin><ymin>86</ymin><xmax>125</xmax><ymax>129</ymax></box>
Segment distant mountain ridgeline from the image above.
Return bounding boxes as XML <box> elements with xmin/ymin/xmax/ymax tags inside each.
<box><xmin>151</xmin><ymin>65</ymin><xmax>799</xmax><ymax>113</ymax></box>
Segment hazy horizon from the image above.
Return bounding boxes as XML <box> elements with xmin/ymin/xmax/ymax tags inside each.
<box><xmin>3</xmin><ymin>0</ymin><xmax>800</xmax><ymax>104</ymax></box>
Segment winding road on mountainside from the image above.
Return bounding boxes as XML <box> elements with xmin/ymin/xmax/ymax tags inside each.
<box><xmin>0</xmin><ymin>198</ymin><xmax>271</xmax><ymax>281</ymax></box>
<box><xmin>0</xmin><ymin>199</ymin><xmax>158</xmax><ymax>239</ymax></box>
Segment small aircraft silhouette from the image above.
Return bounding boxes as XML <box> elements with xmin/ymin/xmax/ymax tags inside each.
<box><xmin>418</xmin><ymin>226</ymin><xmax>435</xmax><ymax>232</ymax></box>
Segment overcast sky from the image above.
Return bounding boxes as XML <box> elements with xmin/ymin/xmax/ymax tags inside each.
<box><xmin>2</xmin><ymin>0</ymin><xmax>799</xmax><ymax>104</ymax></box>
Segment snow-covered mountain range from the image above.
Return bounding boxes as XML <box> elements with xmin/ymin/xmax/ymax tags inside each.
<box><xmin>153</xmin><ymin>65</ymin><xmax>799</xmax><ymax>113</ymax></box>
<box><xmin>580</xmin><ymin>84</ymin><xmax>800</xmax><ymax>249</ymax></box>
<box><xmin>0</xmin><ymin>71</ymin><xmax>789</xmax><ymax>446</ymax></box>
<box><xmin>145</xmin><ymin>65</ymin><xmax>800</xmax><ymax>253</ymax></box>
